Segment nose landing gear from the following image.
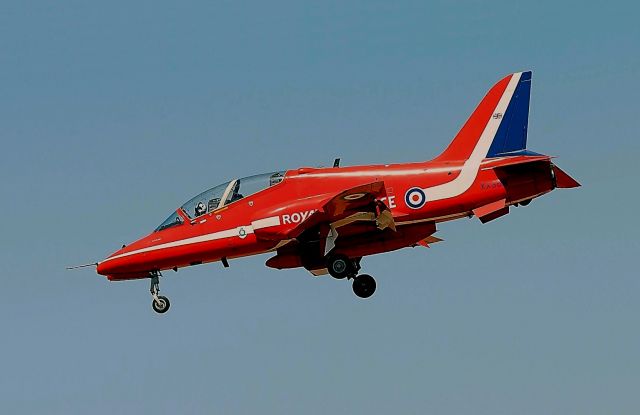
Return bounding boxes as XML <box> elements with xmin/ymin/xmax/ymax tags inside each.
<box><xmin>150</xmin><ymin>272</ymin><xmax>170</xmax><ymax>314</ymax></box>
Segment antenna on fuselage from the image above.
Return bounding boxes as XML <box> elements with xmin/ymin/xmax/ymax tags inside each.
<box><xmin>333</xmin><ymin>158</ymin><xmax>341</xmax><ymax>168</ymax></box>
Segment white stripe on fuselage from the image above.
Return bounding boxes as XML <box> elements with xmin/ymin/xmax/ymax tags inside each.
<box><xmin>252</xmin><ymin>216</ymin><xmax>281</xmax><ymax>229</ymax></box>
<box><xmin>424</xmin><ymin>72</ymin><xmax>521</xmax><ymax>202</ymax></box>
<box><xmin>102</xmin><ymin>227</ymin><xmax>254</xmax><ymax>263</ymax></box>
<box><xmin>101</xmin><ymin>215</ymin><xmax>282</xmax><ymax>264</ymax></box>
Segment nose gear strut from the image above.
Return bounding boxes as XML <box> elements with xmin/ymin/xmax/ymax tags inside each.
<box><xmin>150</xmin><ymin>272</ymin><xmax>170</xmax><ymax>314</ymax></box>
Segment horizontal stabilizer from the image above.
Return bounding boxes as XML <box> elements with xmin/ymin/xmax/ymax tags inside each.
<box><xmin>483</xmin><ymin>154</ymin><xmax>550</xmax><ymax>171</ymax></box>
<box><xmin>553</xmin><ymin>165</ymin><xmax>581</xmax><ymax>188</ymax></box>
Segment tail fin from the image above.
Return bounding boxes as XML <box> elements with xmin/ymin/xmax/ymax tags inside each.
<box><xmin>434</xmin><ymin>71</ymin><xmax>533</xmax><ymax>163</ymax></box>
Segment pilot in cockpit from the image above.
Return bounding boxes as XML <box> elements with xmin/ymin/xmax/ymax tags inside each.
<box><xmin>194</xmin><ymin>201</ymin><xmax>207</xmax><ymax>216</ymax></box>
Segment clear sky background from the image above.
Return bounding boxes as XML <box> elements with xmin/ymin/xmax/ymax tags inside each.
<box><xmin>1</xmin><ymin>1</ymin><xmax>638</xmax><ymax>414</ymax></box>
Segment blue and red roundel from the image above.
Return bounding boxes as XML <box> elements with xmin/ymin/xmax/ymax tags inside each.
<box><xmin>405</xmin><ymin>187</ymin><xmax>426</xmax><ymax>209</ymax></box>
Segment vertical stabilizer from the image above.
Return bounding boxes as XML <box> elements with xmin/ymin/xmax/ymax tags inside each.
<box><xmin>434</xmin><ymin>71</ymin><xmax>532</xmax><ymax>163</ymax></box>
<box><xmin>486</xmin><ymin>71</ymin><xmax>532</xmax><ymax>157</ymax></box>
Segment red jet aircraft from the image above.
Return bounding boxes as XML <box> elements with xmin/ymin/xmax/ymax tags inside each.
<box><xmin>87</xmin><ymin>71</ymin><xmax>579</xmax><ymax>313</ymax></box>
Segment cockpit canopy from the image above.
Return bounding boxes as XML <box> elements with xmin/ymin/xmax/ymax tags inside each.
<box><xmin>155</xmin><ymin>171</ymin><xmax>285</xmax><ymax>232</ymax></box>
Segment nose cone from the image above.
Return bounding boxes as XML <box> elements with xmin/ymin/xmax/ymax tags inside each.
<box><xmin>96</xmin><ymin>246</ymin><xmax>128</xmax><ymax>278</ymax></box>
<box><xmin>96</xmin><ymin>257</ymin><xmax>116</xmax><ymax>276</ymax></box>
<box><xmin>97</xmin><ymin>236</ymin><xmax>155</xmax><ymax>281</ymax></box>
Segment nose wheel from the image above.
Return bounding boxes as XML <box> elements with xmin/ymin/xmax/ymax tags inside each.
<box><xmin>150</xmin><ymin>273</ymin><xmax>170</xmax><ymax>314</ymax></box>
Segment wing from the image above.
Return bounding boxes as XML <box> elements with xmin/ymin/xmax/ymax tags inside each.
<box><xmin>291</xmin><ymin>180</ymin><xmax>391</xmax><ymax>230</ymax></box>
<box><xmin>285</xmin><ymin>181</ymin><xmax>402</xmax><ymax>256</ymax></box>
<box><xmin>265</xmin><ymin>181</ymin><xmax>440</xmax><ymax>275</ymax></box>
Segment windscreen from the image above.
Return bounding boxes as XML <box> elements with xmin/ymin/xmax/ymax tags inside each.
<box><xmin>180</xmin><ymin>181</ymin><xmax>230</xmax><ymax>219</ymax></box>
<box><xmin>155</xmin><ymin>211</ymin><xmax>184</xmax><ymax>232</ymax></box>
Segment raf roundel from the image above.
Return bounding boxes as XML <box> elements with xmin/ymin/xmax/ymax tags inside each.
<box><xmin>405</xmin><ymin>187</ymin><xmax>427</xmax><ymax>209</ymax></box>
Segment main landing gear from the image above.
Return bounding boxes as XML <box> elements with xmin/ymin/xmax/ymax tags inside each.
<box><xmin>326</xmin><ymin>255</ymin><xmax>377</xmax><ymax>299</ymax></box>
<box><xmin>150</xmin><ymin>272</ymin><xmax>170</xmax><ymax>314</ymax></box>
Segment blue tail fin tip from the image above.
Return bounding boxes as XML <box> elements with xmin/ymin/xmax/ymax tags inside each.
<box><xmin>487</xmin><ymin>71</ymin><xmax>532</xmax><ymax>158</ymax></box>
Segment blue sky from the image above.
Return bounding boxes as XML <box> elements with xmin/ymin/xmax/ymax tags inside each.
<box><xmin>1</xmin><ymin>1</ymin><xmax>639</xmax><ymax>413</ymax></box>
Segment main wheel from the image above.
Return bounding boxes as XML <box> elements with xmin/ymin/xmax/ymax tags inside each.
<box><xmin>327</xmin><ymin>254</ymin><xmax>353</xmax><ymax>279</ymax></box>
<box><xmin>352</xmin><ymin>274</ymin><xmax>376</xmax><ymax>298</ymax></box>
<box><xmin>152</xmin><ymin>295</ymin><xmax>171</xmax><ymax>313</ymax></box>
